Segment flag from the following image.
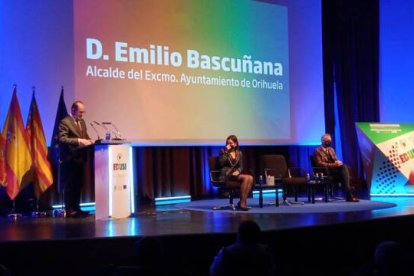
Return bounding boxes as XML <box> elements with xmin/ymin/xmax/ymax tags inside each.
<box><xmin>48</xmin><ymin>87</ymin><xmax>68</xmax><ymax>192</ymax></box>
<box><xmin>26</xmin><ymin>91</ymin><xmax>53</xmax><ymax>199</ymax></box>
<box><xmin>2</xmin><ymin>88</ymin><xmax>33</xmax><ymax>200</ymax></box>
<box><xmin>0</xmin><ymin>131</ymin><xmax>6</xmax><ymax>186</ymax></box>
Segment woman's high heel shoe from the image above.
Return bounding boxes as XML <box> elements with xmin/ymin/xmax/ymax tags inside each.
<box><xmin>237</xmin><ymin>202</ymin><xmax>250</xmax><ymax>211</ymax></box>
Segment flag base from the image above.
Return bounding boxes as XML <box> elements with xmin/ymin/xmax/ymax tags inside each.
<box><xmin>53</xmin><ymin>209</ymin><xmax>67</xmax><ymax>218</ymax></box>
<box><xmin>8</xmin><ymin>212</ymin><xmax>22</xmax><ymax>220</ymax></box>
<box><xmin>31</xmin><ymin>211</ymin><xmax>47</xmax><ymax>218</ymax></box>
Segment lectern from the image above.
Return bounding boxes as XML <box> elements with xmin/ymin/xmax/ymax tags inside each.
<box><xmin>93</xmin><ymin>142</ymin><xmax>134</xmax><ymax>220</ymax></box>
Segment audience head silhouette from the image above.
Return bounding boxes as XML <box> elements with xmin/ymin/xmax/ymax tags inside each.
<box><xmin>374</xmin><ymin>240</ymin><xmax>409</xmax><ymax>275</ymax></box>
<box><xmin>210</xmin><ymin>220</ymin><xmax>275</xmax><ymax>276</ymax></box>
<box><xmin>134</xmin><ymin>236</ymin><xmax>164</xmax><ymax>267</ymax></box>
<box><xmin>0</xmin><ymin>264</ymin><xmax>11</xmax><ymax>276</ymax></box>
<box><xmin>237</xmin><ymin>220</ymin><xmax>261</xmax><ymax>244</ymax></box>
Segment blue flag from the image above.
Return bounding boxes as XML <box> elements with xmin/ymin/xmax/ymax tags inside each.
<box><xmin>48</xmin><ymin>88</ymin><xmax>68</xmax><ymax>192</ymax></box>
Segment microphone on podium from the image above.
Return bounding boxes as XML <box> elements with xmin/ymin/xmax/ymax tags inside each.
<box><xmin>95</xmin><ymin>121</ymin><xmax>112</xmax><ymax>140</ymax></box>
<box><xmin>92</xmin><ymin>121</ymin><xmax>109</xmax><ymax>140</ymax></box>
<box><xmin>111</xmin><ymin>123</ymin><xmax>123</xmax><ymax>140</ymax></box>
<box><xmin>90</xmin><ymin>123</ymin><xmax>101</xmax><ymax>140</ymax></box>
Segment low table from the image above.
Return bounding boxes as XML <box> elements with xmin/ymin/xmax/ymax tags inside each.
<box><xmin>255</xmin><ymin>181</ymin><xmax>283</xmax><ymax>208</ymax></box>
<box><xmin>307</xmin><ymin>178</ymin><xmax>330</xmax><ymax>204</ymax></box>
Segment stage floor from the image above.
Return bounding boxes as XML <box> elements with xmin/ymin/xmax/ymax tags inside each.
<box><xmin>1</xmin><ymin>196</ymin><xmax>414</xmax><ymax>275</ymax></box>
<box><xmin>0</xmin><ymin>196</ymin><xmax>413</xmax><ymax>242</ymax></box>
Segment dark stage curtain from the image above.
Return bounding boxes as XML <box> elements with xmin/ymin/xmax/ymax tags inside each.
<box><xmin>322</xmin><ymin>0</ymin><xmax>379</xmax><ymax>191</ymax></box>
<box><xmin>0</xmin><ymin>145</ymin><xmax>318</xmax><ymax>209</ymax></box>
<box><xmin>134</xmin><ymin>145</ymin><xmax>318</xmax><ymax>201</ymax></box>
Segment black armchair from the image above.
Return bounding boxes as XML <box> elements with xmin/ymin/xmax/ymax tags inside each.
<box><xmin>310</xmin><ymin>154</ymin><xmax>345</xmax><ymax>200</ymax></box>
<box><xmin>260</xmin><ymin>155</ymin><xmax>306</xmax><ymax>205</ymax></box>
<box><xmin>208</xmin><ymin>156</ymin><xmax>240</xmax><ymax>210</ymax></box>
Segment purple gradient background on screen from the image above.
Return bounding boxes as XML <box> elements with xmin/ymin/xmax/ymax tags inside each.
<box><xmin>0</xmin><ymin>0</ymin><xmax>326</xmax><ymax>145</ymax></box>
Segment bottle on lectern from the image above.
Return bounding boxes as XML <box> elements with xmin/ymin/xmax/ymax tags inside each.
<box><xmin>105</xmin><ymin>130</ymin><xmax>111</xmax><ymax>141</ymax></box>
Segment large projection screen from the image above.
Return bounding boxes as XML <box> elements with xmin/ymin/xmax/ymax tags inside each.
<box><xmin>73</xmin><ymin>0</ymin><xmax>324</xmax><ymax>145</ymax></box>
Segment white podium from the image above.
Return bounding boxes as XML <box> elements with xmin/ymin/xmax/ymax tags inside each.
<box><xmin>94</xmin><ymin>143</ymin><xmax>134</xmax><ymax>220</ymax></box>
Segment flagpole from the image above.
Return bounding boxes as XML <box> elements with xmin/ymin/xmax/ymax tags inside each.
<box><xmin>31</xmin><ymin>198</ymin><xmax>47</xmax><ymax>217</ymax></box>
<box><xmin>26</xmin><ymin>86</ymin><xmax>46</xmax><ymax>218</ymax></box>
<box><xmin>8</xmin><ymin>200</ymin><xmax>22</xmax><ymax>220</ymax></box>
<box><xmin>7</xmin><ymin>85</ymin><xmax>20</xmax><ymax>219</ymax></box>
<box><xmin>5</xmin><ymin>84</ymin><xmax>29</xmax><ymax>220</ymax></box>
<box><xmin>50</xmin><ymin>86</ymin><xmax>68</xmax><ymax>217</ymax></box>
<box><xmin>53</xmin><ymin>138</ymin><xmax>67</xmax><ymax>218</ymax></box>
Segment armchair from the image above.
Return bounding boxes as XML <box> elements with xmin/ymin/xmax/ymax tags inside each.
<box><xmin>260</xmin><ymin>155</ymin><xmax>306</xmax><ymax>205</ymax></box>
<box><xmin>208</xmin><ymin>156</ymin><xmax>240</xmax><ymax>210</ymax></box>
<box><xmin>310</xmin><ymin>154</ymin><xmax>345</xmax><ymax>200</ymax></box>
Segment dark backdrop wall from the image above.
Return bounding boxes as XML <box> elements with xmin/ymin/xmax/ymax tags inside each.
<box><xmin>322</xmin><ymin>0</ymin><xmax>379</xmax><ymax>191</ymax></box>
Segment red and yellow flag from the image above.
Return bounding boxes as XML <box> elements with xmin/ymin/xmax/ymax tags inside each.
<box><xmin>0</xmin><ymin>132</ymin><xmax>6</xmax><ymax>186</ymax></box>
<box><xmin>26</xmin><ymin>92</ymin><xmax>53</xmax><ymax>198</ymax></box>
<box><xmin>2</xmin><ymin>88</ymin><xmax>33</xmax><ymax>200</ymax></box>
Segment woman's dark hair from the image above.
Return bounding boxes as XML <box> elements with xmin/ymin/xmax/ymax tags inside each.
<box><xmin>226</xmin><ymin>135</ymin><xmax>239</xmax><ymax>150</ymax></box>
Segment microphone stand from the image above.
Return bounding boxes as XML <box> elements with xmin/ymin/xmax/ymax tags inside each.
<box><xmin>8</xmin><ymin>200</ymin><xmax>22</xmax><ymax>220</ymax></box>
<box><xmin>90</xmin><ymin>123</ymin><xmax>101</xmax><ymax>141</ymax></box>
<box><xmin>93</xmin><ymin>121</ymin><xmax>110</xmax><ymax>141</ymax></box>
<box><xmin>111</xmin><ymin>123</ymin><xmax>123</xmax><ymax>140</ymax></box>
<box><xmin>53</xmin><ymin>143</ymin><xmax>67</xmax><ymax>217</ymax></box>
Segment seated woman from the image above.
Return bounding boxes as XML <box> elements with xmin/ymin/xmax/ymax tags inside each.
<box><xmin>218</xmin><ymin>135</ymin><xmax>254</xmax><ymax>211</ymax></box>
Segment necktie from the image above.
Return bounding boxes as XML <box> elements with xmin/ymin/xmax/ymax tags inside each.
<box><xmin>326</xmin><ymin>148</ymin><xmax>333</xmax><ymax>162</ymax></box>
<box><xmin>75</xmin><ymin>119</ymin><xmax>83</xmax><ymax>137</ymax></box>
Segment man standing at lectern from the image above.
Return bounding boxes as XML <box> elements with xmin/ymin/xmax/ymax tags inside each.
<box><xmin>59</xmin><ymin>100</ymin><xmax>94</xmax><ymax>217</ymax></box>
<box><xmin>313</xmin><ymin>133</ymin><xmax>359</xmax><ymax>202</ymax></box>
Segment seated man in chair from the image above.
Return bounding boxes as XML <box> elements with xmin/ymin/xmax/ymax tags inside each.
<box><xmin>313</xmin><ymin>133</ymin><xmax>359</xmax><ymax>202</ymax></box>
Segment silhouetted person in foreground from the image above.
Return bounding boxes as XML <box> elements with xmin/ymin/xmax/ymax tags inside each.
<box><xmin>353</xmin><ymin>240</ymin><xmax>412</xmax><ymax>276</ymax></box>
<box><xmin>210</xmin><ymin>220</ymin><xmax>275</xmax><ymax>276</ymax></box>
<box><xmin>373</xmin><ymin>240</ymin><xmax>411</xmax><ymax>276</ymax></box>
<box><xmin>133</xmin><ymin>236</ymin><xmax>165</xmax><ymax>275</ymax></box>
<box><xmin>0</xmin><ymin>264</ymin><xmax>11</xmax><ymax>276</ymax></box>
<box><xmin>107</xmin><ymin>236</ymin><xmax>165</xmax><ymax>276</ymax></box>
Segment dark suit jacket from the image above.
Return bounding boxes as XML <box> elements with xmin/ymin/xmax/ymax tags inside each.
<box><xmin>58</xmin><ymin>116</ymin><xmax>90</xmax><ymax>162</ymax></box>
<box><xmin>218</xmin><ymin>149</ymin><xmax>243</xmax><ymax>180</ymax></box>
<box><xmin>313</xmin><ymin>146</ymin><xmax>339</xmax><ymax>168</ymax></box>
